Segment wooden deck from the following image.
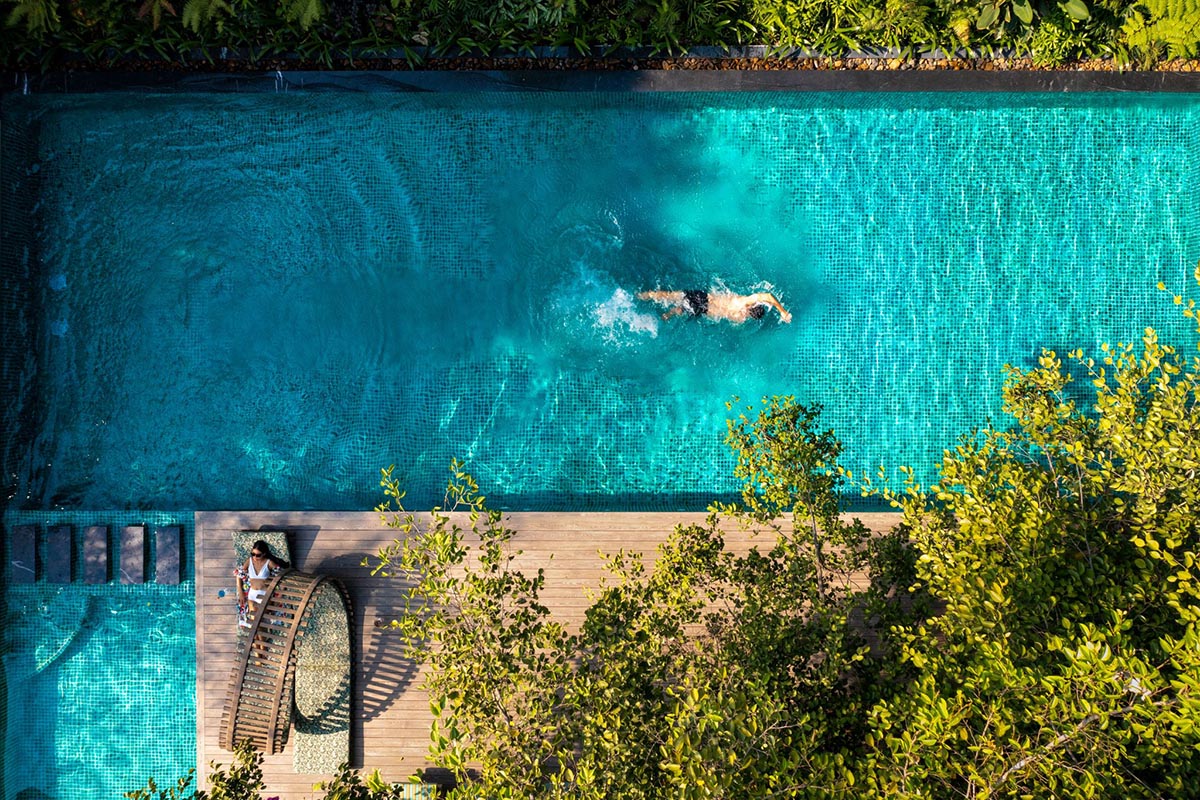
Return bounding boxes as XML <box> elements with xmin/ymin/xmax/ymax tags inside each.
<box><xmin>195</xmin><ymin>510</ymin><xmax>901</xmax><ymax>798</ymax></box>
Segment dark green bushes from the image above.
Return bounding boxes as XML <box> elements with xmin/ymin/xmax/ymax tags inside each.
<box><xmin>3</xmin><ymin>0</ymin><xmax>1200</xmax><ymax>69</ymax></box>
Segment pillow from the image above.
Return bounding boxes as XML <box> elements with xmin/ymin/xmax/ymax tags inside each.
<box><xmin>232</xmin><ymin>530</ymin><xmax>291</xmax><ymax>569</ymax></box>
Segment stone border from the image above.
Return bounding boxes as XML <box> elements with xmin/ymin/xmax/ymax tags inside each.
<box><xmin>8</xmin><ymin>64</ymin><xmax>1200</xmax><ymax>93</ymax></box>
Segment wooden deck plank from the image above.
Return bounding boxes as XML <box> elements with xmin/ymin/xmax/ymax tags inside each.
<box><xmin>195</xmin><ymin>510</ymin><xmax>900</xmax><ymax>798</ymax></box>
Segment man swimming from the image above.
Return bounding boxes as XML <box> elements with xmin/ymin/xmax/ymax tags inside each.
<box><xmin>637</xmin><ymin>289</ymin><xmax>793</xmax><ymax>324</ymax></box>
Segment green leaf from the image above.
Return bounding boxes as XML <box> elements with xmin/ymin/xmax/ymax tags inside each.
<box><xmin>1013</xmin><ymin>0</ymin><xmax>1034</xmax><ymax>24</ymax></box>
<box><xmin>977</xmin><ymin>3</ymin><xmax>1000</xmax><ymax>29</ymax></box>
<box><xmin>1061</xmin><ymin>0</ymin><xmax>1090</xmax><ymax>20</ymax></box>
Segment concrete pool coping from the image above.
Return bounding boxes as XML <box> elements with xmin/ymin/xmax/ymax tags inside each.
<box><xmin>10</xmin><ymin>68</ymin><xmax>1200</xmax><ymax>94</ymax></box>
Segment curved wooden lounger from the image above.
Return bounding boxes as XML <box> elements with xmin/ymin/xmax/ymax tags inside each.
<box><xmin>219</xmin><ymin>569</ymin><xmax>352</xmax><ymax>757</ymax></box>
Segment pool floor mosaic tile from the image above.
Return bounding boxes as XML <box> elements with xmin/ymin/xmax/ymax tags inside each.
<box><xmin>2</xmin><ymin>92</ymin><xmax>1198</xmax><ymax>511</ymax></box>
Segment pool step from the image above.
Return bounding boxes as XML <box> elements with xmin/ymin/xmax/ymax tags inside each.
<box><xmin>156</xmin><ymin>525</ymin><xmax>181</xmax><ymax>585</ymax></box>
<box><xmin>120</xmin><ymin>525</ymin><xmax>146</xmax><ymax>584</ymax></box>
<box><xmin>84</xmin><ymin>525</ymin><xmax>109</xmax><ymax>584</ymax></box>
<box><xmin>46</xmin><ymin>525</ymin><xmax>72</xmax><ymax>583</ymax></box>
<box><xmin>4</xmin><ymin>522</ymin><xmax>187</xmax><ymax>585</ymax></box>
<box><xmin>10</xmin><ymin>524</ymin><xmax>37</xmax><ymax>583</ymax></box>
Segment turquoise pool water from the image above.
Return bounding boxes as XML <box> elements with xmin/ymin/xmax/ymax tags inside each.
<box><xmin>4</xmin><ymin>91</ymin><xmax>1198</xmax><ymax>512</ymax></box>
<box><xmin>3</xmin><ymin>585</ymin><xmax>195</xmax><ymax>799</ymax></box>
<box><xmin>1</xmin><ymin>512</ymin><xmax>194</xmax><ymax>800</ymax></box>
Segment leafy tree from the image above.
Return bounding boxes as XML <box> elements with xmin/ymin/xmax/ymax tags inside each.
<box><xmin>137</xmin><ymin>0</ymin><xmax>177</xmax><ymax>32</ymax></box>
<box><xmin>4</xmin><ymin>0</ymin><xmax>58</xmax><ymax>35</ymax></box>
<box><xmin>123</xmin><ymin>769</ymin><xmax>202</xmax><ymax>800</ymax></box>
<box><xmin>281</xmin><ymin>0</ymin><xmax>324</xmax><ymax>30</ymax></box>
<box><xmin>180</xmin><ymin>0</ymin><xmax>233</xmax><ymax>33</ymax></box>
<box><xmin>1123</xmin><ymin>0</ymin><xmax>1200</xmax><ymax>57</ymax></box>
<box><xmin>369</xmin><ymin>395</ymin><xmax>905</xmax><ymax>798</ymax></box>
<box><xmin>369</xmin><ymin>464</ymin><xmax>577</xmax><ymax>797</ymax></box>
<box><xmin>316</xmin><ymin>765</ymin><xmax>436</xmax><ymax>799</ymax></box>
<box><xmin>861</xmin><ymin>278</ymin><xmax>1200</xmax><ymax>797</ymax></box>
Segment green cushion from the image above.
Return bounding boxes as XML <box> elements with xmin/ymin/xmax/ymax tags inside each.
<box><xmin>232</xmin><ymin>530</ymin><xmax>291</xmax><ymax>568</ymax></box>
<box><xmin>292</xmin><ymin>581</ymin><xmax>353</xmax><ymax>774</ymax></box>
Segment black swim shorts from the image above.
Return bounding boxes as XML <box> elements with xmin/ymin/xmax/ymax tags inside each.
<box><xmin>683</xmin><ymin>290</ymin><xmax>709</xmax><ymax>316</ymax></box>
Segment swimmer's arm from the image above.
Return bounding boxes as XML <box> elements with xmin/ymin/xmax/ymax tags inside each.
<box><xmin>756</xmin><ymin>293</ymin><xmax>792</xmax><ymax>323</ymax></box>
<box><xmin>661</xmin><ymin>306</ymin><xmax>686</xmax><ymax>321</ymax></box>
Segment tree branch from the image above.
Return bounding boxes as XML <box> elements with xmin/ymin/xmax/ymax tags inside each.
<box><xmin>986</xmin><ymin>696</ymin><xmax>1172</xmax><ymax>793</ymax></box>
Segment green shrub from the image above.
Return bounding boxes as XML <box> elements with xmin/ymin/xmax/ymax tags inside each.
<box><xmin>0</xmin><ymin>0</ymin><xmax>1163</xmax><ymax>67</ymax></box>
<box><xmin>1123</xmin><ymin>0</ymin><xmax>1200</xmax><ymax>57</ymax></box>
<box><xmin>863</xmin><ymin>277</ymin><xmax>1200</xmax><ymax>797</ymax></box>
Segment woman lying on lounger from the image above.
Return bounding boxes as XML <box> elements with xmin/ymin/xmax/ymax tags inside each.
<box><xmin>236</xmin><ymin>540</ymin><xmax>290</xmax><ymax>628</ymax></box>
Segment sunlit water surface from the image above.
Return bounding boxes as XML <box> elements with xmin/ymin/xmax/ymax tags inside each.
<box><xmin>4</xmin><ymin>91</ymin><xmax>1199</xmax><ymax>511</ymax></box>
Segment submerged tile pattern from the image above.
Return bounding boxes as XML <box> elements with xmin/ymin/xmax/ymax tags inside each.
<box><xmin>2</xmin><ymin>92</ymin><xmax>1199</xmax><ymax>513</ymax></box>
<box><xmin>2</xmin><ymin>512</ymin><xmax>195</xmax><ymax>800</ymax></box>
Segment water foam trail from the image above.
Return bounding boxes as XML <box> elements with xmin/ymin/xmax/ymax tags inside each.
<box><xmin>552</xmin><ymin>262</ymin><xmax>661</xmax><ymax>345</ymax></box>
<box><xmin>593</xmin><ymin>288</ymin><xmax>660</xmax><ymax>342</ymax></box>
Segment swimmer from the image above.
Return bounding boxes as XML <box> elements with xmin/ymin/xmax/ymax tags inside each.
<box><xmin>637</xmin><ymin>290</ymin><xmax>792</xmax><ymax>324</ymax></box>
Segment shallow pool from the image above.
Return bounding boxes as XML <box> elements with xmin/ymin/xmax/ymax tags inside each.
<box><xmin>4</xmin><ymin>91</ymin><xmax>1199</xmax><ymax>511</ymax></box>
<box><xmin>3</xmin><ymin>581</ymin><xmax>195</xmax><ymax>799</ymax></box>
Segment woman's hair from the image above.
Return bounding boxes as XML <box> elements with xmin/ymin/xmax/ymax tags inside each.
<box><xmin>748</xmin><ymin>304</ymin><xmax>767</xmax><ymax>320</ymax></box>
<box><xmin>251</xmin><ymin>539</ymin><xmax>290</xmax><ymax>569</ymax></box>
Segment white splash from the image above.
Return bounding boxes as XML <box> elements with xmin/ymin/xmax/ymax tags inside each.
<box><xmin>593</xmin><ymin>288</ymin><xmax>659</xmax><ymax>341</ymax></box>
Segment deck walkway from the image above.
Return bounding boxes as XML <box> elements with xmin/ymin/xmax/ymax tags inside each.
<box><xmin>195</xmin><ymin>510</ymin><xmax>900</xmax><ymax>798</ymax></box>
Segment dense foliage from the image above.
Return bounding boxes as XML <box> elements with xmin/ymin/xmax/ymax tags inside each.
<box><xmin>3</xmin><ymin>0</ymin><xmax>1200</xmax><ymax>69</ymax></box>
<box><xmin>369</xmin><ymin>409</ymin><xmax>902</xmax><ymax>798</ymax></box>
<box><xmin>124</xmin><ymin>742</ymin><xmax>430</xmax><ymax>799</ymax></box>
<box><xmin>857</xmin><ymin>280</ymin><xmax>1200</xmax><ymax>796</ymax></box>
<box><xmin>366</xmin><ymin>277</ymin><xmax>1200</xmax><ymax>798</ymax></box>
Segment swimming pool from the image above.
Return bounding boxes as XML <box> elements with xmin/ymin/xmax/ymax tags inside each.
<box><xmin>1</xmin><ymin>511</ymin><xmax>195</xmax><ymax>800</ymax></box>
<box><xmin>3</xmin><ymin>580</ymin><xmax>195</xmax><ymax>799</ymax></box>
<box><xmin>4</xmin><ymin>90</ymin><xmax>1197</xmax><ymax>513</ymax></box>
<box><xmin>2</xmin><ymin>86</ymin><xmax>1199</xmax><ymax>799</ymax></box>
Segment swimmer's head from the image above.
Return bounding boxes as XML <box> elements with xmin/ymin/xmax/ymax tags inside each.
<box><xmin>748</xmin><ymin>304</ymin><xmax>767</xmax><ymax>320</ymax></box>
